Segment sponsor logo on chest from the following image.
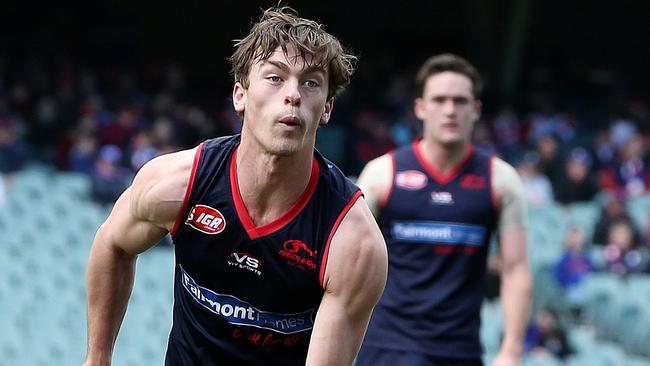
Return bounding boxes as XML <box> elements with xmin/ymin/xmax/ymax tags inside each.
<box><xmin>185</xmin><ymin>205</ymin><xmax>227</xmax><ymax>235</ymax></box>
<box><xmin>228</xmin><ymin>252</ymin><xmax>262</xmax><ymax>276</ymax></box>
<box><xmin>395</xmin><ymin>170</ymin><xmax>428</xmax><ymax>190</ymax></box>
<box><xmin>430</xmin><ymin>191</ymin><xmax>454</xmax><ymax>205</ymax></box>
<box><xmin>460</xmin><ymin>174</ymin><xmax>486</xmax><ymax>190</ymax></box>
<box><xmin>278</xmin><ymin>240</ymin><xmax>317</xmax><ymax>270</ymax></box>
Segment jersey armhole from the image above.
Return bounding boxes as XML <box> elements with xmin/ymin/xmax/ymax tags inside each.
<box><xmin>379</xmin><ymin>152</ymin><xmax>396</xmax><ymax>209</ymax></box>
<box><xmin>170</xmin><ymin>143</ymin><xmax>204</xmax><ymax>236</ymax></box>
<box><xmin>319</xmin><ymin>190</ymin><xmax>364</xmax><ymax>289</ymax></box>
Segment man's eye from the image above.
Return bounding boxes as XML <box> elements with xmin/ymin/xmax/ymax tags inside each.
<box><xmin>268</xmin><ymin>76</ymin><xmax>281</xmax><ymax>82</ymax></box>
<box><xmin>304</xmin><ymin>80</ymin><xmax>319</xmax><ymax>88</ymax></box>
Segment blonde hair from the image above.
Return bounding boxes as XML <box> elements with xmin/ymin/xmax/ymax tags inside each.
<box><xmin>229</xmin><ymin>6</ymin><xmax>356</xmax><ymax>99</ymax></box>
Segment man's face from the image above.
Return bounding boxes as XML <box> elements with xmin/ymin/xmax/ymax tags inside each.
<box><xmin>414</xmin><ymin>71</ymin><xmax>480</xmax><ymax>147</ymax></box>
<box><xmin>232</xmin><ymin>45</ymin><xmax>333</xmax><ymax>156</ymax></box>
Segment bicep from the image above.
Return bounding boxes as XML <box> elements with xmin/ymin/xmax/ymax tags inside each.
<box><xmin>493</xmin><ymin>158</ymin><xmax>529</xmax><ymax>269</ymax></box>
<box><xmin>307</xmin><ymin>200</ymin><xmax>388</xmax><ymax>364</ymax></box>
<box><xmin>493</xmin><ymin>158</ymin><xmax>527</xmax><ymax>233</ymax></box>
<box><xmin>96</xmin><ymin>187</ymin><xmax>168</xmax><ymax>256</ymax></box>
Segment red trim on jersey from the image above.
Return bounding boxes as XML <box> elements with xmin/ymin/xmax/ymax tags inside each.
<box><xmin>413</xmin><ymin>140</ymin><xmax>474</xmax><ymax>185</ymax></box>
<box><xmin>319</xmin><ymin>190</ymin><xmax>363</xmax><ymax>289</ymax></box>
<box><xmin>230</xmin><ymin>147</ymin><xmax>321</xmax><ymax>240</ymax></box>
<box><xmin>170</xmin><ymin>143</ymin><xmax>204</xmax><ymax>236</ymax></box>
<box><xmin>380</xmin><ymin>152</ymin><xmax>396</xmax><ymax>209</ymax></box>
<box><xmin>489</xmin><ymin>155</ymin><xmax>499</xmax><ymax>211</ymax></box>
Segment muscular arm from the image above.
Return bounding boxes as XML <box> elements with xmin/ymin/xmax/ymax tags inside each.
<box><xmin>84</xmin><ymin>148</ymin><xmax>196</xmax><ymax>365</ymax></box>
<box><xmin>305</xmin><ymin>198</ymin><xmax>388</xmax><ymax>365</ymax></box>
<box><xmin>492</xmin><ymin>158</ymin><xmax>532</xmax><ymax>366</ymax></box>
<box><xmin>355</xmin><ymin>154</ymin><xmax>392</xmax><ymax>217</ymax></box>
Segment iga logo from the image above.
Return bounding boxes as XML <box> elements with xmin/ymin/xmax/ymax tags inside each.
<box><xmin>279</xmin><ymin>240</ymin><xmax>317</xmax><ymax>270</ymax></box>
<box><xmin>185</xmin><ymin>205</ymin><xmax>226</xmax><ymax>235</ymax></box>
<box><xmin>228</xmin><ymin>252</ymin><xmax>262</xmax><ymax>276</ymax></box>
<box><xmin>395</xmin><ymin>170</ymin><xmax>428</xmax><ymax>190</ymax></box>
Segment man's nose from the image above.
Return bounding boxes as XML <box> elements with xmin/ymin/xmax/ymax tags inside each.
<box><xmin>284</xmin><ymin>80</ymin><xmax>301</xmax><ymax>106</ymax></box>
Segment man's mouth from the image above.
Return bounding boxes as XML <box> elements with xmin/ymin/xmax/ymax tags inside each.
<box><xmin>279</xmin><ymin>115</ymin><xmax>301</xmax><ymax>126</ymax></box>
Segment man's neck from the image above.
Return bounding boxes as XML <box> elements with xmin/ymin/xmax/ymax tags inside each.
<box><xmin>419</xmin><ymin>139</ymin><xmax>471</xmax><ymax>174</ymax></box>
<box><xmin>235</xmin><ymin>139</ymin><xmax>314</xmax><ymax>227</ymax></box>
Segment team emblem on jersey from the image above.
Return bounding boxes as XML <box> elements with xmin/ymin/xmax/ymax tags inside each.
<box><xmin>278</xmin><ymin>240</ymin><xmax>317</xmax><ymax>270</ymax></box>
<box><xmin>228</xmin><ymin>252</ymin><xmax>262</xmax><ymax>276</ymax></box>
<box><xmin>395</xmin><ymin>170</ymin><xmax>428</xmax><ymax>190</ymax></box>
<box><xmin>185</xmin><ymin>204</ymin><xmax>227</xmax><ymax>235</ymax></box>
<box><xmin>460</xmin><ymin>174</ymin><xmax>486</xmax><ymax>190</ymax></box>
<box><xmin>430</xmin><ymin>191</ymin><xmax>454</xmax><ymax>205</ymax></box>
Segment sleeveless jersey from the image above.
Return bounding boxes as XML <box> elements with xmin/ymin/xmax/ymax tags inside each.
<box><xmin>165</xmin><ymin>135</ymin><xmax>361</xmax><ymax>365</ymax></box>
<box><xmin>362</xmin><ymin>141</ymin><xmax>497</xmax><ymax>359</ymax></box>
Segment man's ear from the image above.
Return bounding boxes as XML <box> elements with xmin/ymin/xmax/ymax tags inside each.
<box><xmin>319</xmin><ymin>98</ymin><xmax>335</xmax><ymax>125</ymax></box>
<box><xmin>413</xmin><ymin>97</ymin><xmax>425</xmax><ymax>121</ymax></box>
<box><xmin>233</xmin><ymin>82</ymin><xmax>246</xmax><ymax>114</ymax></box>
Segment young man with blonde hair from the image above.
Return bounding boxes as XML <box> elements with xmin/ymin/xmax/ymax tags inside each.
<box><xmin>84</xmin><ymin>7</ymin><xmax>387</xmax><ymax>365</ymax></box>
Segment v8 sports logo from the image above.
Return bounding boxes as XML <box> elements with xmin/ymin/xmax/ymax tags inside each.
<box><xmin>228</xmin><ymin>252</ymin><xmax>262</xmax><ymax>276</ymax></box>
<box><xmin>185</xmin><ymin>205</ymin><xmax>226</xmax><ymax>235</ymax></box>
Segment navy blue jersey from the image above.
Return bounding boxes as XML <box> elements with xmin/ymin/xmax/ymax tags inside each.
<box><xmin>361</xmin><ymin>141</ymin><xmax>497</xmax><ymax>360</ymax></box>
<box><xmin>165</xmin><ymin>135</ymin><xmax>361</xmax><ymax>365</ymax></box>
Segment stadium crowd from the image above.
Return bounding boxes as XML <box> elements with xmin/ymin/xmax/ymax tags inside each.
<box><xmin>1</xmin><ymin>56</ymin><xmax>649</xmax><ymax>361</ymax></box>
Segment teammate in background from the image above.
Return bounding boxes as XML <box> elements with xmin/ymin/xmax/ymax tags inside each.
<box><xmin>356</xmin><ymin>54</ymin><xmax>532</xmax><ymax>366</ymax></box>
<box><xmin>84</xmin><ymin>7</ymin><xmax>387</xmax><ymax>366</ymax></box>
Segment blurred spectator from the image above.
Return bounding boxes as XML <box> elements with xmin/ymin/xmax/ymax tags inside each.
<box><xmin>68</xmin><ymin>133</ymin><xmax>98</xmax><ymax>175</ymax></box>
<box><xmin>516</xmin><ymin>151</ymin><xmax>554</xmax><ymax>207</ymax></box>
<box><xmin>91</xmin><ymin>145</ymin><xmax>131</xmax><ymax>205</ymax></box>
<box><xmin>524</xmin><ymin>308</ymin><xmax>573</xmax><ymax>360</ymax></box>
<box><xmin>554</xmin><ymin>227</ymin><xmax>594</xmax><ymax>307</ymax></box>
<box><xmin>472</xmin><ymin>121</ymin><xmax>499</xmax><ymax>156</ymax></box>
<box><xmin>491</xmin><ymin>104</ymin><xmax>522</xmax><ymax>162</ymax></box>
<box><xmin>128</xmin><ymin>130</ymin><xmax>159</xmax><ymax>172</ymax></box>
<box><xmin>602</xmin><ymin>220</ymin><xmax>649</xmax><ymax>276</ymax></box>
<box><xmin>609</xmin><ymin>118</ymin><xmax>638</xmax><ymax>150</ymax></box>
<box><xmin>554</xmin><ymin>147</ymin><xmax>599</xmax><ymax>204</ymax></box>
<box><xmin>592</xmin><ymin>195</ymin><xmax>642</xmax><ymax>245</ymax></box>
<box><xmin>100</xmin><ymin>107</ymin><xmax>140</xmax><ymax>148</ymax></box>
<box><xmin>0</xmin><ymin>117</ymin><xmax>28</xmax><ymax>174</ymax></box>
<box><xmin>592</xmin><ymin>128</ymin><xmax>616</xmax><ymax>167</ymax></box>
<box><xmin>599</xmin><ymin>133</ymin><xmax>648</xmax><ymax>198</ymax></box>
<box><xmin>534</xmin><ymin>133</ymin><xmax>564</xmax><ymax>187</ymax></box>
<box><xmin>526</xmin><ymin>93</ymin><xmax>575</xmax><ymax>144</ymax></box>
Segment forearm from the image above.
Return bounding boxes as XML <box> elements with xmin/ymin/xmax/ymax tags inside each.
<box><xmin>306</xmin><ymin>312</ymin><xmax>363</xmax><ymax>366</ymax></box>
<box><xmin>499</xmin><ymin>264</ymin><xmax>532</xmax><ymax>355</ymax></box>
<box><xmin>85</xmin><ymin>230</ymin><xmax>137</xmax><ymax>365</ymax></box>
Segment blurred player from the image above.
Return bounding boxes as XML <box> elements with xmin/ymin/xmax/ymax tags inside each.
<box><xmin>84</xmin><ymin>7</ymin><xmax>387</xmax><ymax>365</ymax></box>
<box><xmin>356</xmin><ymin>54</ymin><xmax>531</xmax><ymax>366</ymax></box>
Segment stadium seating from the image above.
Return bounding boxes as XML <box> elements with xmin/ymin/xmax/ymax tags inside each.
<box><xmin>2</xmin><ymin>165</ymin><xmax>650</xmax><ymax>366</ymax></box>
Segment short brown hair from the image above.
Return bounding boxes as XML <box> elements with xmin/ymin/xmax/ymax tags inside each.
<box><xmin>415</xmin><ymin>53</ymin><xmax>483</xmax><ymax>99</ymax></box>
<box><xmin>229</xmin><ymin>6</ymin><xmax>357</xmax><ymax>99</ymax></box>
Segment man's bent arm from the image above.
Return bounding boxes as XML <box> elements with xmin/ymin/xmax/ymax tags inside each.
<box><xmin>491</xmin><ymin>158</ymin><xmax>532</xmax><ymax>366</ymax></box>
<box><xmin>84</xmin><ymin>150</ymin><xmax>194</xmax><ymax>365</ymax></box>
<box><xmin>306</xmin><ymin>198</ymin><xmax>388</xmax><ymax>365</ymax></box>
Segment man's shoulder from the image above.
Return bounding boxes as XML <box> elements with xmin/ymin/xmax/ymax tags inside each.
<box><xmin>129</xmin><ymin>147</ymin><xmax>200</xmax><ymax>227</ymax></box>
